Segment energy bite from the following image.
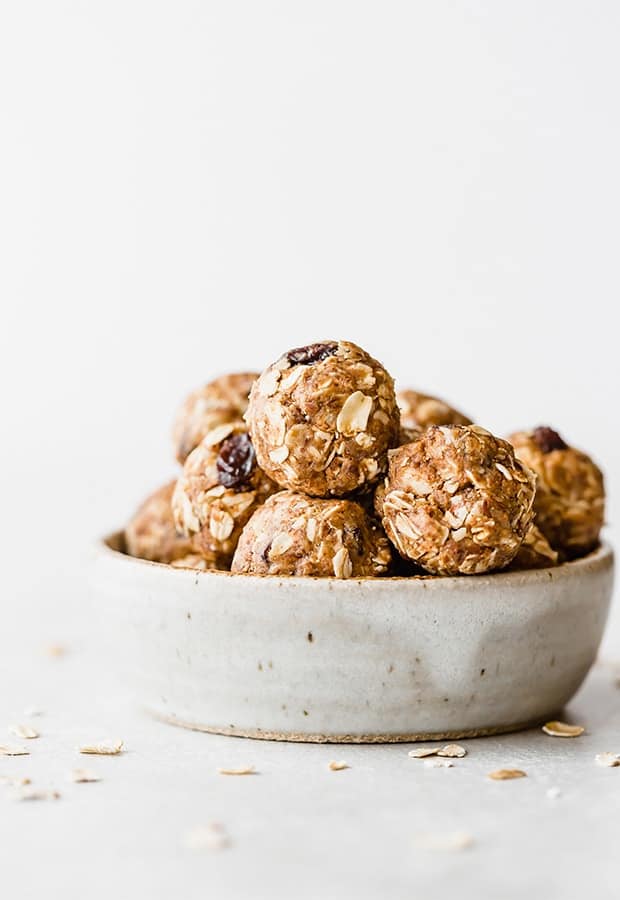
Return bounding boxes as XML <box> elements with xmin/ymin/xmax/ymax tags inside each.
<box><xmin>172</xmin><ymin>372</ymin><xmax>258</xmax><ymax>464</ymax></box>
<box><xmin>397</xmin><ymin>390</ymin><xmax>471</xmax><ymax>433</ymax></box>
<box><xmin>231</xmin><ymin>490</ymin><xmax>392</xmax><ymax>577</ymax></box>
<box><xmin>381</xmin><ymin>425</ymin><xmax>536</xmax><ymax>575</ymax></box>
<box><xmin>125</xmin><ymin>481</ymin><xmax>193</xmax><ymax>563</ymax></box>
<box><xmin>508</xmin><ymin>427</ymin><xmax>605</xmax><ymax>559</ymax></box>
<box><xmin>246</xmin><ymin>341</ymin><xmax>400</xmax><ymax>497</ymax></box>
<box><xmin>510</xmin><ymin>524</ymin><xmax>558</xmax><ymax>570</ymax></box>
<box><xmin>173</xmin><ymin>423</ymin><xmax>277</xmax><ymax>568</ymax></box>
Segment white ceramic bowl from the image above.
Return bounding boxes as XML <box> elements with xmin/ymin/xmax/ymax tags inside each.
<box><xmin>94</xmin><ymin>533</ymin><xmax>614</xmax><ymax>743</ymax></box>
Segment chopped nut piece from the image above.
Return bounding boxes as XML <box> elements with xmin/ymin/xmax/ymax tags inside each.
<box><xmin>595</xmin><ymin>752</ymin><xmax>620</xmax><ymax>767</ymax></box>
<box><xmin>71</xmin><ymin>768</ymin><xmax>101</xmax><ymax>783</ymax></box>
<box><xmin>437</xmin><ymin>744</ymin><xmax>467</xmax><ymax>758</ymax></box>
<box><xmin>542</xmin><ymin>721</ymin><xmax>585</xmax><ymax>738</ymax></box>
<box><xmin>186</xmin><ymin>823</ymin><xmax>231</xmax><ymax>851</ymax></box>
<box><xmin>488</xmin><ymin>769</ymin><xmax>527</xmax><ymax>780</ymax></box>
<box><xmin>217</xmin><ymin>765</ymin><xmax>256</xmax><ymax>776</ymax></box>
<box><xmin>328</xmin><ymin>760</ymin><xmax>349</xmax><ymax>771</ymax></box>
<box><xmin>79</xmin><ymin>740</ymin><xmax>124</xmax><ymax>756</ymax></box>
<box><xmin>0</xmin><ymin>745</ymin><xmax>30</xmax><ymax>756</ymax></box>
<box><xmin>13</xmin><ymin>787</ymin><xmax>60</xmax><ymax>802</ymax></box>
<box><xmin>408</xmin><ymin>747</ymin><xmax>439</xmax><ymax>759</ymax></box>
<box><xmin>9</xmin><ymin>724</ymin><xmax>39</xmax><ymax>740</ymax></box>
<box><xmin>413</xmin><ymin>831</ymin><xmax>474</xmax><ymax>851</ymax></box>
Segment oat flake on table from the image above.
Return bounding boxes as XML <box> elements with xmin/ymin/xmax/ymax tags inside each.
<box><xmin>186</xmin><ymin>823</ymin><xmax>231</xmax><ymax>850</ymax></box>
<box><xmin>79</xmin><ymin>740</ymin><xmax>124</xmax><ymax>756</ymax></box>
<box><xmin>14</xmin><ymin>787</ymin><xmax>60</xmax><ymax>802</ymax></box>
<box><xmin>217</xmin><ymin>765</ymin><xmax>256</xmax><ymax>776</ymax></box>
<box><xmin>595</xmin><ymin>752</ymin><xmax>620</xmax><ymax>767</ymax></box>
<box><xmin>9</xmin><ymin>724</ymin><xmax>39</xmax><ymax>739</ymax></box>
<box><xmin>542</xmin><ymin>721</ymin><xmax>585</xmax><ymax>737</ymax></box>
<box><xmin>488</xmin><ymin>769</ymin><xmax>527</xmax><ymax>780</ymax></box>
<box><xmin>413</xmin><ymin>831</ymin><xmax>474</xmax><ymax>851</ymax></box>
<box><xmin>408</xmin><ymin>747</ymin><xmax>439</xmax><ymax>759</ymax></box>
<box><xmin>71</xmin><ymin>768</ymin><xmax>101</xmax><ymax>783</ymax></box>
<box><xmin>328</xmin><ymin>760</ymin><xmax>349</xmax><ymax>771</ymax></box>
<box><xmin>0</xmin><ymin>745</ymin><xmax>30</xmax><ymax>756</ymax></box>
<box><xmin>437</xmin><ymin>744</ymin><xmax>467</xmax><ymax>758</ymax></box>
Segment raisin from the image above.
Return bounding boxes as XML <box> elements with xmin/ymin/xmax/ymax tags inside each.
<box><xmin>286</xmin><ymin>342</ymin><xmax>338</xmax><ymax>366</ymax></box>
<box><xmin>532</xmin><ymin>426</ymin><xmax>568</xmax><ymax>454</ymax></box>
<box><xmin>216</xmin><ymin>433</ymin><xmax>256</xmax><ymax>489</ymax></box>
<box><xmin>344</xmin><ymin>525</ymin><xmax>363</xmax><ymax>554</ymax></box>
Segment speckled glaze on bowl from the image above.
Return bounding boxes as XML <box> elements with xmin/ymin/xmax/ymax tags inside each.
<box><xmin>94</xmin><ymin>533</ymin><xmax>613</xmax><ymax>743</ymax></box>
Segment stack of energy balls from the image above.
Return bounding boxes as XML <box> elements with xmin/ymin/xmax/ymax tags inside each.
<box><xmin>125</xmin><ymin>340</ymin><xmax>605</xmax><ymax>578</ymax></box>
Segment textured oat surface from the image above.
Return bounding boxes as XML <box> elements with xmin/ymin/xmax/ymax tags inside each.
<box><xmin>173</xmin><ymin>423</ymin><xmax>277</xmax><ymax>568</ymax></box>
<box><xmin>381</xmin><ymin>426</ymin><xmax>536</xmax><ymax>575</ymax></box>
<box><xmin>247</xmin><ymin>341</ymin><xmax>400</xmax><ymax>497</ymax></box>
<box><xmin>509</xmin><ymin>428</ymin><xmax>605</xmax><ymax>560</ymax></box>
<box><xmin>232</xmin><ymin>490</ymin><xmax>392</xmax><ymax>577</ymax></box>
<box><xmin>172</xmin><ymin>372</ymin><xmax>258</xmax><ymax>464</ymax></box>
<box><xmin>1</xmin><ymin>623</ymin><xmax>618</xmax><ymax>900</ymax></box>
<box><xmin>511</xmin><ymin>524</ymin><xmax>559</xmax><ymax>570</ymax></box>
<box><xmin>125</xmin><ymin>481</ymin><xmax>193</xmax><ymax>563</ymax></box>
<box><xmin>397</xmin><ymin>389</ymin><xmax>471</xmax><ymax>432</ymax></box>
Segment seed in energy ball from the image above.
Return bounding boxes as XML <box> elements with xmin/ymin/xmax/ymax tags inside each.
<box><xmin>172</xmin><ymin>372</ymin><xmax>258</xmax><ymax>464</ymax></box>
<box><xmin>246</xmin><ymin>341</ymin><xmax>400</xmax><ymax>497</ymax></box>
<box><xmin>380</xmin><ymin>425</ymin><xmax>536</xmax><ymax>575</ymax></box>
<box><xmin>172</xmin><ymin>423</ymin><xmax>277</xmax><ymax>568</ymax></box>
<box><xmin>125</xmin><ymin>481</ymin><xmax>194</xmax><ymax>563</ymax></box>
<box><xmin>508</xmin><ymin>427</ymin><xmax>605</xmax><ymax>559</ymax></box>
<box><xmin>396</xmin><ymin>390</ymin><xmax>471</xmax><ymax>433</ymax></box>
<box><xmin>510</xmin><ymin>524</ymin><xmax>558</xmax><ymax>570</ymax></box>
<box><xmin>231</xmin><ymin>491</ymin><xmax>392</xmax><ymax>577</ymax></box>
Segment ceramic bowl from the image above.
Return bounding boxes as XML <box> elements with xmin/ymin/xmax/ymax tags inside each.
<box><xmin>94</xmin><ymin>533</ymin><xmax>614</xmax><ymax>743</ymax></box>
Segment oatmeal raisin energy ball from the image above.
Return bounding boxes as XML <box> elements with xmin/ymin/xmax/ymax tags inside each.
<box><xmin>397</xmin><ymin>389</ymin><xmax>471</xmax><ymax>433</ymax></box>
<box><xmin>125</xmin><ymin>481</ymin><xmax>193</xmax><ymax>563</ymax></box>
<box><xmin>231</xmin><ymin>490</ymin><xmax>392</xmax><ymax>577</ymax></box>
<box><xmin>172</xmin><ymin>372</ymin><xmax>258</xmax><ymax>464</ymax></box>
<box><xmin>172</xmin><ymin>423</ymin><xmax>277</xmax><ymax>568</ymax></box>
<box><xmin>510</xmin><ymin>524</ymin><xmax>558</xmax><ymax>570</ymax></box>
<box><xmin>380</xmin><ymin>425</ymin><xmax>536</xmax><ymax>575</ymax></box>
<box><xmin>508</xmin><ymin>426</ymin><xmax>604</xmax><ymax>559</ymax></box>
<box><xmin>246</xmin><ymin>341</ymin><xmax>400</xmax><ymax>497</ymax></box>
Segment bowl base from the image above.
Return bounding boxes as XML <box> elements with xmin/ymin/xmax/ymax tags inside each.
<box><xmin>148</xmin><ymin>709</ymin><xmax>553</xmax><ymax>743</ymax></box>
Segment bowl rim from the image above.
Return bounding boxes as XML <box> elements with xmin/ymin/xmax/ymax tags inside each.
<box><xmin>97</xmin><ymin>530</ymin><xmax>614</xmax><ymax>590</ymax></box>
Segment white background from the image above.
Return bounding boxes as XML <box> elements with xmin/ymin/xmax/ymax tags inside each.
<box><xmin>1</xmin><ymin>1</ymin><xmax>618</xmax><ymax>651</ymax></box>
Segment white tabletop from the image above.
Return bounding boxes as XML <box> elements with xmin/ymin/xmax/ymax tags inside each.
<box><xmin>2</xmin><ymin>605</ymin><xmax>619</xmax><ymax>900</ymax></box>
